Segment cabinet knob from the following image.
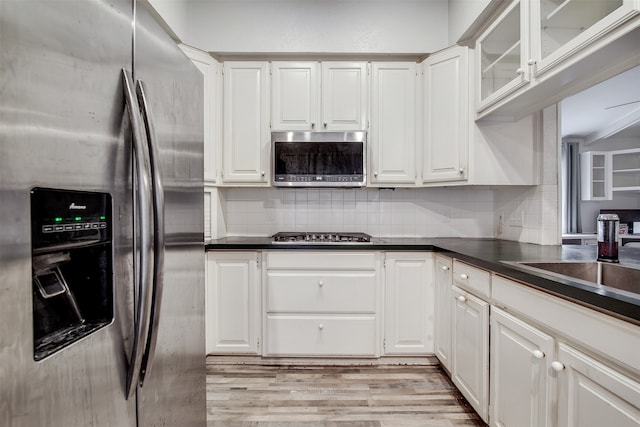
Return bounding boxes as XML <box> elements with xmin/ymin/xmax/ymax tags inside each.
<box><xmin>457</xmin><ymin>295</ymin><xmax>467</xmax><ymax>303</ymax></box>
<box><xmin>527</xmin><ymin>59</ymin><xmax>536</xmax><ymax>66</ymax></box>
<box><xmin>261</xmin><ymin>171</ymin><xmax>265</xmax><ymax>177</ymax></box>
<box><xmin>374</xmin><ymin>171</ymin><xmax>378</xmax><ymax>177</ymax></box>
<box><xmin>532</xmin><ymin>350</ymin><xmax>545</xmax><ymax>359</ymax></box>
<box><xmin>551</xmin><ymin>361</ymin><xmax>565</xmax><ymax>372</ymax></box>
<box><xmin>318</xmin><ymin>280</ymin><xmax>324</xmax><ymax>287</ymax></box>
<box><xmin>311</xmin><ymin>122</ymin><xmax>316</xmax><ymax>129</ymax></box>
<box><xmin>323</xmin><ymin>122</ymin><xmax>327</xmax><ymax>129</ymax></box>
<box><xmin>441</xmin><ymin>265</ymin><xmax>449</xmax><ymax>271</ymax></box>
<box><xmin>516</xmin><ymin>67</ymin><xmax>524</xmax><ymax>75</ymax></box>
<box><xmin>460</xmin><ymin>273</ymin><xmax>468</xmax><ymax>280</ymax></box>
<box><xmin>458</xmin><ymin>168</ymin><xmax>465</xmax><ymax>175</ymax></box>
<box><xmin>318</xmin><ymin>324</ymin><xmax>324</xmax><ymax>330</ymax></box>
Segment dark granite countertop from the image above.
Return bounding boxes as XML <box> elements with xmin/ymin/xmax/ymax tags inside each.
<box><xmin>206</xmin><ymin>237</ymin><xmax>640</xmax><ymax>324</ymax></box>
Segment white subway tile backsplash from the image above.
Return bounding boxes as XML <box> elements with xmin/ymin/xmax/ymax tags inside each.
<box><xmin>218</xmin><ymin>184</ymin><xmax>559</xmax><ymax>244</ymax></box>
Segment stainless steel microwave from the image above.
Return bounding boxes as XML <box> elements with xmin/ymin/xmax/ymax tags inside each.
<box><xmin>272</xmin><ymin>131</ymin><xmax>366</xmax><ymax>187</ymax></box>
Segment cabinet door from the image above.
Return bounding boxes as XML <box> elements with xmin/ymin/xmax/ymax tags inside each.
<box><xmin>222</xmin><ymin>62</ymin><xmax>269</xmax><ymax>184</ymax></box>
<box><xmin>271</xmin><ymin>61</ymin><xmax>319</xmax><ymax>130</ymax></box>
<box><xmin>490</xmin><ymin>307</ymin><xmax>554</xmax><ymax>427</ymax></box>
<box><xmin>434</xmin><ymin>255</ymin><xmax>453</xmax><ymax>371</ymax></box>
<box><xmin>321</xmin><ymin>62</ymin><xmax>368</xmax><ymax>131</ymax></box>
<box><xmin>451</xmin><ymin>285</ymin><xmax>490</xmax><ymax>423</ymax></box>
<box><xmin>531</xmin><ymin>0</ymin><xmax>639</xmax><ymax>77</ymax></box>
<box><xmin>370</xmin><ymin>62</ymin><xmax>417</xmax><ymax>185</ymax></box>
<box><xmin>476</xmin><ymin>0</ymin><xmax>530</xmax><ymax>113</ymax></box>
<box><xmin>206</xmin><ymin>252</ymin><xmax>260</xmax><ymax>354</ymax></box>
<box><xmin>384</xmin><ymin>253</ymin><xmax>434</xmax><ymax>355</ymax></box>
<box><xmin>180</xmin><ymin>45</ymin><xmax>221</xmax><ymax>183</ymax></box>
<box><xmin>422</xmin><ymin>46</ymin><xmax>469</xmax><ymax>182</ymax></box>
<box><xmin>556</xmin><ymin>342</ymin><xmax>640</xmax><ymax>427</ymax></box>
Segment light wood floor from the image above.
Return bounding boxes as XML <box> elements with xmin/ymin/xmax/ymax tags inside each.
<box><xmin>206</xmin><ymin>356</ymin><xmax>486</xmax><ymax>426</ymax></box>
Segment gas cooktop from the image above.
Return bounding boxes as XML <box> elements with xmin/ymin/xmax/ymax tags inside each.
<box><xmin>272</xmin><ymin>232</ymin><xmax>372</xmax><ymax>244</ymax></box>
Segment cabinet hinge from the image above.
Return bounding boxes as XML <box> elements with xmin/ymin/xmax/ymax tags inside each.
<box><xmin>257</xmin><ymin>338</ymin><xmax>260</xmax><ymax>350</ymax></box>
<box><xmin>383</xmin><ymin>338</ymin><xmax>386</xmax><ymax>351</ymax></box>
<box><xmin>256</xmin><ymin>253</ymin><xmax>261</xmax><ymax>268</ymax></box>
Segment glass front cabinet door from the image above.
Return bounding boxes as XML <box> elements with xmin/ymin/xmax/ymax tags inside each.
<box><xmin>476</xmin><ymin>0</ymin><xmax>531</xmax><ymax>113</ymax></box>
<box><xmin>530</xmin><ymin>0</ymin><xmax>640</xmax><ymax>77</ymax></box>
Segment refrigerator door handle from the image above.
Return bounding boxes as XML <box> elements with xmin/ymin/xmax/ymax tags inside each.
<box><xmin>122</xmin><ymin>69</ymin><xmax>155</xmax><ymax>400</ymax></box>
<box><xmin>135</xmin><ymin>79</ymin><xmax>165</xmax><ymax>385</ymax></box>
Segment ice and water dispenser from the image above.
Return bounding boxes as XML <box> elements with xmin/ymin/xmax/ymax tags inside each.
<box><xmin>31</xmin><ymin>188</ymin><xmax>113</xmax><ymax>360</ymax></box>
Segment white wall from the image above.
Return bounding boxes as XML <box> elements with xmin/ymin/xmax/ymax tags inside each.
<box><xmin>146</xmin><ymin>0</ymin><xmax>191</xmax><ymax>42</ymax></box>
<box><xmin>447</xmin><ymin>0</ymin><xmax>490</xmax><ymax>45</ymax></box>
<box><xmin>185</xmin><ymin>0</ymin><xmax>449</xmax><ymax>54</ymax></box>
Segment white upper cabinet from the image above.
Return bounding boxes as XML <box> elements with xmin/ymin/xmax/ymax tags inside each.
<box><xmin>422</xmin><ymin>46</ymin><xmax>469</xmax><ymax>183</ymax></box>
<box><xmin>476</xmin><ymin>0</ymin><xmax>530</xmax><ymax>113</ymax></box>
<box><xmin>222</xmin><ymin>61</ymin><xmax>270</xmax><ymax>185</ymax></box>
<box><xmin>530</xmin><ymin>0</ymin><xmax>639</xmax><ymax>77</ymax></box>
<box><xmin>470</xmin><ymin>0</ymin><xmax>640</xmax><ymax>119</ymax></box>
<box><xmin>180</xmin><ymin>45</ymin><xmax>221</xmax><ymax>184</ymax></box>
<box><xmin>370</xmin><ymin>62</ymin><xmax>417</xmax><ymax>186</ymax></box>
<box><xmin>271</xmin><ymin>61</ymin><xmax>367</xmax><ymax>131</ymax></box>
<box><xmin>321</xmin><ymin>62</ymin><xmax>368</xmax><ymax>131</ymax></box>
<box><xmin>271</xmin><ymin>62</ymin><xmax>319</xmax><ymax>131</ymax></box>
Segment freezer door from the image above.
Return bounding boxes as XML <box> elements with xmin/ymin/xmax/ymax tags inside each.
<box><xmin>133</xmin><ymin>2</ymin><xmax>206</xmax><ymax>425</ymax></box>
<box><xmin>0</xmin><ymin>0</ymin><xmax>137</xmax><ymax>426</ymax></box>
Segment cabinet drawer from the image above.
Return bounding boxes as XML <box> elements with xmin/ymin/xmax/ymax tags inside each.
<box><xmin>266</xmin><ymin>251</ymin><xmax>379</xmax><ymax>270</ymax></box>
<box><xmin>265</xmin><ymin>315</ymin><xmax>377</xmax><ymax>356</ymax></box>
<box><xmin>266</xmin><ymin>272</ymin><xmax>376</xmax><ymax>313</ymax></box>
<box><xmin>453</xmin><ymin>260</ymin><xmax>491</xmax><ymax>299</ymax></box>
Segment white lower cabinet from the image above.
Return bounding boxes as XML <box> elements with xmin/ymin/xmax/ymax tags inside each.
<box><xmin>556</xmin><ymin>343</ymin><xmax>640</xmax><ymax>427</ymax></box>
<box><xmin>383</xmin><ymin>252</ymin><xmax>434</xmax><ymax>355</ymax></box>
<box><xmin>205</xmin><ymin>251</ymin><xmax>261</xmax><ymax>354</ymax></box>
<box><xmin>263</xmin><ymin>251</ymin><xmax>382</xmax><ymax>357</ymax></box>
<box><xmin>492</xmin><ymin>274</ymin><xmax>640</xmax><ymax>427</ymax></box>
<box><xmin>451</xmin><ymin>284</ymin><xmax>490</xmax><ymax>423</ymax></box>
<box><xmin>434</xmin><ymin>254</ymin><xmax>453</xmax><ymax>371</ymax></box>
<box><xmin>490</xmin><ymin>307</ymin><xmax>554</xmax><ymax>427</ymax></box>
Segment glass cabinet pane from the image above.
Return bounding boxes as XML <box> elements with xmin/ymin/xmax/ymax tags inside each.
<box><xmin>540</xmin><ymin>0</ymin><xmax>623</xmax><ymax>60</ymax></box>
<box><xmin>480</xmin><ymin>3</ymin><xmax>522</xmax><ymax>101</ymax></box>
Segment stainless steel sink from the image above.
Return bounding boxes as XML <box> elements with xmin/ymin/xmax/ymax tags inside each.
<box><xmin>509</xmin><ymin>261</ymin><xmax>640</xmax><ymax>295</ymax></box>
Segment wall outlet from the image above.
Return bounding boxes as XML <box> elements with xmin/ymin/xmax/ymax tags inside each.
<box><xmin>508</xmin><ymin>211</ymin><xmax>524</xmax><ymax>228</ymax></box>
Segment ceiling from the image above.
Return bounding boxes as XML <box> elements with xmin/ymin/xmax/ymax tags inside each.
<box><xmin>561</xmin><ymin>64</ymin><xmax>640</xmax><ymax>144</ymax></box>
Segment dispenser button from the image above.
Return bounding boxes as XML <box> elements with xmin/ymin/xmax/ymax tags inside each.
<box><xmin>42</xmin><ymin>225</ymin><xmax>54</xmax><ymax>233</ymax></box>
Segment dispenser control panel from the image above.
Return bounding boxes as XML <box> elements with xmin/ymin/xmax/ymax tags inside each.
<box><xmin>31</xmin><ymin>188</ymin><xmax>111</xmax><ymax>251</ymax></box>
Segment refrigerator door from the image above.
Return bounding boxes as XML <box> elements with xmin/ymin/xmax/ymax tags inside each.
<box><xmin>133</xmin><ymin>2</ymin><xmax>206</xmax><ymax>425</ymax></box>
<box><xmin>0</xmin><ymin>0</ymin><xmax>137</xmax><ymax>426</ymax></box>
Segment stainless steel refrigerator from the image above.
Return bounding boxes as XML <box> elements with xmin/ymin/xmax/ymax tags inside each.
<box><xmin>0</xmin><ymin>0</ymin><xmax>205</xmax><ymax>425</ymax></box>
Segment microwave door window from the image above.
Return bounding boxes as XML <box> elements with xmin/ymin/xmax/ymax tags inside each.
<box><xmin>275</xmin><ymin>142</ymin><xmax>363</xmax><ymax>176</ymax></box>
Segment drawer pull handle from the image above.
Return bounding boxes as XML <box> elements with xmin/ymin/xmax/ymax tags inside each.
<box><xmin>441</xmin><ymin>265</ymin><xmax>449</xmax><ymax>271</ymax></box>
<box><xmin>460</xmin><ymin>274</ymin><xmax>469</xmax><ymax>280</ymax></box>
<box><xmin>456</xmin><ymin>295</ymin><xmax>466</xmax><ymax>303</ymax></box>
<box><xmin>551</xmin><ymin>361</ymin><xmax>565</xmax><ymax>372</ymax></box>
<box><xmin>532</xmin><ymin>350</ymin><xmax>545</xmax><ymax>359</ymax></box>
<box><xmin>318</xmin><ymin>324</ymin><xmax>324</xmax><ymax>330</ymax></box>
<box><xmin>318</xmin><ymin>280</ymin><xmax>324</xmax><ymax>287</ymax></box>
